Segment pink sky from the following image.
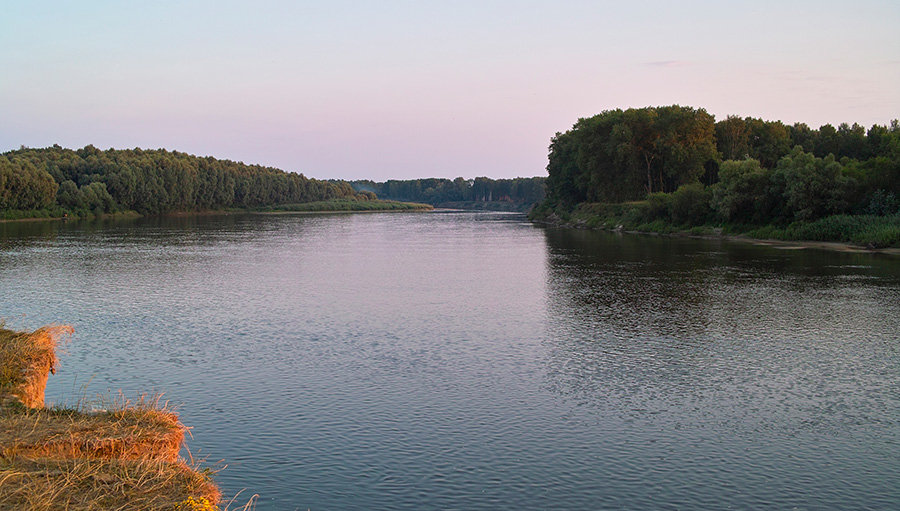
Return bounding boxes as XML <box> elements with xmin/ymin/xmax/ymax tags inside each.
<box><xmin>2</xmin><ymin>1</ymin><xmax>898</xmax><ymax>180</ymax></box>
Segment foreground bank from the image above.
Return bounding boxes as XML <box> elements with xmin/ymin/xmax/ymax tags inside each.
<box><xmin>0</xmin><ymin>326</ymin><xmax>230</xmax><ymax>510</ymax></box>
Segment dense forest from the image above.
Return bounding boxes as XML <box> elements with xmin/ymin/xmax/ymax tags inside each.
<box><xmin>533</xmin><ymin>105</ymin><xmax>900</xmax><ymax>245</ymax></box>
<box><xmin>350</xmin><ymin>177</ymin><xmax>545</xmax><ymax>209</ymax></box>
<box><xmin>0</xmin><ymin>145</ymin><xmax>367</xmax><ymax>218</ymax></box>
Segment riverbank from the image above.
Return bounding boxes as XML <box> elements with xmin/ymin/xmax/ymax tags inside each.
<box><xmin>0</xmin><ymin>326</ymin><xmax>226</xmax><ymax>510</ymax></box>
<box><xmin>0</xmin><ymin>199</ymin><xmax>433</xmax><ymax>224</ymax></box>
<box><xmin>257</xmin><ymin>199</ymin><xmax>433</xmax><ymax>212</ymax></box>
<box><xmin>433</xmin><ymin>201</ymin><xmax>533</xmax><ymax>212</ymax></box>
<box><xmin>0</xmin><ymin>210</ymin><xmax>142</xmax><ymax>223</ymax></box>
<box><xmin>531</xmin><ymin>202</ymin><xmax>900</xmax><ymax>254</ymax></box>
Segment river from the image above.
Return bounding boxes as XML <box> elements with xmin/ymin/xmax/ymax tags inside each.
<box><xmin>1</xmin><ymin>211</ymin><xmax>898</xmax><ymax>510</ymax></box>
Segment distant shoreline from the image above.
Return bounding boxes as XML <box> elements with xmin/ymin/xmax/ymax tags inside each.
<box><xmin>251</xmin><ymin>208</ymin><xmax>432</xmax><ymax>215</ymax></box>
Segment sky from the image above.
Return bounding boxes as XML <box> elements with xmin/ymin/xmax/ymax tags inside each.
<box><xmin>2</xmin><ymin>1</ymin><xmax>898</xmax><ymax>180</ymax></box>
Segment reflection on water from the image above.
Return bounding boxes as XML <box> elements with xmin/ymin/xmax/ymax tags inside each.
<box><xmin>1</xmin><ymin>213</ymin><xmax>898</xmax><ymax>510</ymax></box>
<box><xmin>543</xmin><ymin>228</ymin><xmax>900</xmax><ymax>509</ymax></box>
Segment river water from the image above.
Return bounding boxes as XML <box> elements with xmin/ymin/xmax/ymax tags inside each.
<box><xmin>1</xmin><ymin>211</ymin><xmax>898</xmax><ymax>510</ymax></box>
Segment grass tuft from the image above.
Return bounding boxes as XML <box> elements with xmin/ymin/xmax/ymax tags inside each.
<box><xmin>0</xmin><ymin>457</ymin><xmax>221</xmax><ymax>510</ymax></box>
<box><xmin>0</xmin><ymin>395</ymin><xmax>185</xmax><ymax>462</ymax></box>
<box><xmin>0</xmin><ymin>325</ymin><xmax>248</xmax><ymax>510</ymax></box>
<box><xmin>0</xmin><ymin>325</ymin><xmax>73</xmax><ymax>408</ymax></box>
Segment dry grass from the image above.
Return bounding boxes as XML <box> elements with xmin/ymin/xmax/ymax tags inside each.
<box><xmin>0</xmin><ymin>397</ymin><xmax>185</xmax><ymax>462</ymax></box>
<box><xmin>0</xmin><ymin>456</ymin><xmax>221</xmax><ymax>510</ymax></box>
<box><xmin>0</xmin><ymin>325</ymin><xmax>73</xmax><ymax>408</ymax></box>
<box><xmin>0</xmin><ymin>325</ymin><xmax>239</xmax><ymax>510</ymax></box>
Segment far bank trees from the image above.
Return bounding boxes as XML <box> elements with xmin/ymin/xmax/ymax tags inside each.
<box><xmin>0</xmin><ymin>146</ymin><xmax>367</xmax><ymax>217</ymax></box>
<box><xmin>539</xmin><ymin>105</ymin><xmax>900</xmax><ymax>225</ymax></box>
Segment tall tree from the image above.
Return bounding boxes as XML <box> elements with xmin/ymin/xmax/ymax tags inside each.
<box><xmin>716</xmin><ymin>116</ymin><xmax>749</xmax><ymax>160</ymax></box>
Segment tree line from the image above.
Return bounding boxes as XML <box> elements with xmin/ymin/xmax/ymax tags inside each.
<box><xmin>539</xmin><ymin>105</ymin><xmax>900</xmax><ymax>222</ymax></box>
<box><xmin>1</xmin><ymin>145</ymin><xmax>366</xmax><ymax>216</ymax></box>
<box><xmin>350</xmin><ymin>176</ymin><xmax>545</xmax><ymax>207</ymax></box>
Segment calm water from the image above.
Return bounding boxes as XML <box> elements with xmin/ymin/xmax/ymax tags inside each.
<box><xmin>1</xmin><ymin>212</ymin><xmax>898</xmax><ymax>510</ymax></box>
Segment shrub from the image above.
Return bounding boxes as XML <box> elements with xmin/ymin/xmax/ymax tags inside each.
<box><xmin>865</xmin><ymin>189</ymin><xmax>899</xmax><ymax>215</ymax></box>
<box><xmin>776</xmin><ymin>148</ymin><xmax>855</xmax><ymax>221</ymax></box>
<box><xmin>645</xmin><ymin>192</ymin><xmax>672</xmax><ymax>221</ymax></box>
<box><xmin>713</xmin><ymin>158</ymin><xmax>778</xmax><ymax>223</ymax></box>
<box><xmin>670</xmin><ymin>183</ymin><xmax>713</xmax><ymax>225</ymax></box>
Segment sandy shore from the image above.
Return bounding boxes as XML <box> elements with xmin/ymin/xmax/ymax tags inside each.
<box><xmin>621</xmin><ymin>229</ymin><xmax>900</xmax><ymax>256</ymax></box>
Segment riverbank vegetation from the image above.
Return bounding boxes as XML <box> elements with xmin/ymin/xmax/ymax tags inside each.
<box><xmin>0</xmin><ymin>325</ymin><xmax>228</xmax><ymax>510</ymax></box>
<box><xmin>530</xmin><ymin>105</ymin><xmax>900</xmax><ymax>247</ymax></box>
<box><xmin>260</xmin><ymin>199</ymin><xmax>433</xmax><ymax>212</ymax></box>
<box><xmin>1</xmin><ymin>145</ymin><xmax>374</xmax><ymax>219</ymax></box>
<box><xmin>350</xmin><ymin>177</ymin><xmax>545</xmax><ymax>211</ymax></box>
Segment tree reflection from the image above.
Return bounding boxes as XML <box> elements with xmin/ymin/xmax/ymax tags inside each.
<box><xmin>540</xmin><ymin>227</ymin><xmax>900</xmax><ymax>432</ymax></box>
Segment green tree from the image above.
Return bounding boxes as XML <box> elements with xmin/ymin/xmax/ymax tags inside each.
<box><xmin>716</xmin><ymin>115</ymin><xmax>749</xmax><ymax>160</ymax></box>
<box><xmin>745</xmin><ymin>118</ymin><xmax>791</xmax><ymax>168</ymax></box>
<box><xmin>775</xmin><ymin>147</ymin><xmax>854</xmax><ymax>221</ymax></box>
<box><xmin>712</xmin><ymin>158</ymin><xmax>779</xmax><ymax>223</ymax></box>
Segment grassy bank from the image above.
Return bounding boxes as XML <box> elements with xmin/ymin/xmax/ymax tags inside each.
<box><xmin>0</xmin><ymin>208</ymin><xmax>141</xmax><ymax>223</ymax></box>
<box><xmin>0</xmin><ymin>207</ymin><xmax>67</xmax><ymax>221</ymax></box>
<box><xmin>531</xmin><ymin>201</ymin><xmax>900</xmax><ymax>249</ymax></box>
<box><xmin>1</xmin><ymin>200</ymin><xmax>432</xmax><ymax>223</ymax></box>
<box><xmin>0</xmin><ymin>326</ymin><xmax>231</xmax><ymax>510</ymax></box>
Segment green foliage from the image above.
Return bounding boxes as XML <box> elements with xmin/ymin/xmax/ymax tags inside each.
<box><xmin>746</xmin><ymin>215</ymin><xmax>900</xmax><ymax>248</ymax></box>
<box><xmin>688</xmin><ymin>225</ymin><xmax>716</xmax><ymax>236</ymax></box>
<box><xmin>715</xmin><ymin>115</ymin><xmax>750</xmax><ymax>161</ymax></box>
<box><xmin>543</xmin><ymin>105</ymin><xmax>718</xmax><ymax>206</ymax></box>
<box><xmin>712</xmin><ymin>158</ymin><xmax>778</xmax><ymax>224</ymax></box>
<box><xmin>669</xmin><ymin>183</ymin><xmax>713</xmax><ymax>225</ymax></box>
<box><xmin>555</xmin><ymin>203</ymin><xmax>900</xmax><ymax>248</ymax></box>
<box><xmin>645</xmin><ymin>192</ymin><xmax>671</xmax><ymax>220</ymax></box>
<box><xmin>537</xmin><ymin>105</ymin><xmax>899</xmax><ymax>227</ymax></box>
<box><xmin>351</xmin><ymin>176</ymin><xmax>545</xmax><ymax>208</ymax></box>
<box><xmin>1</xmin><ymin>145</ymin><xmax>367</xmax><ymax>217</ymax></box>
<box><xmin>0</xmin><ymin>156</ymin><xmax>58</xmax><ymax>210</ymax></box>
<box><xmin>0</xmin><ymin>207</ymin><xmax>67</xmax><ymax>220</ymax></box>
<box><xmin>56</xmin><ymin>180</ymin><xmax>117</xmax><ymax>214</ymax></box>
<box><xmin>744</xmin><ymin>117</ymin><xmax>792</xmax><ymax>168</ymax></box>
<box><xmin>634</xmin><ymin>219</ymin><xmax>678</xmax><ymax>234</ymax></box>
<box><xmin>776</xmin><ymin>148</ymin><xmax>855</xmax><ymax>221</ymax></box>
<box><xmin>264</xmin><ymin>200</ymin><xmax>431</xmax><ymax>212</ymax></box>
<box><xmin>852</xmin><ymin>221</ymin><xmax>900</xmax><ymax>248</ymax></box>
<box><xmin>864</xmin><ymin>190</ymin><xmax>899</xmax><ymax>215</ymax></box>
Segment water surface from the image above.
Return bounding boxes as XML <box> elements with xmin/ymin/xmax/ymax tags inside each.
<box><xmin>1</xmin><ymin>212</ymin><xmax>898</xmax><ymax>510</ymax></box>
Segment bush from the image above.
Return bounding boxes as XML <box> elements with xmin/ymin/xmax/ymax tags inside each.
<box><xmin>670</xmin><ymin>183</ymin><xmax>713</xmax><ymax>225</ymax></box>
<box><xmin>645</xmin><ymin>193</ymin><xmax>672</xmax><ymax>221</ymax></box>
<box><xmin>713</xmin><ymin>159</ymin><xmax>777</xmax><ymax>223</ymax></box>
<box><xmin>865</xmin><ymin>190</ymin><xmax>899</xmax><ymax>215</ymax></box>
<box><xmin>745</xmin><ymin>214</ymin><xmax>900</xmax><ymax>247</ymax></box>
<box><xmin>777</xmin><ymin>148</ymin><xmax>854</xmax><ymax>221</ymax></box>
<box><xmin>635</xmin><ymin>219</ymin><xmax>677</xmax><ymax>233</ymax></box>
